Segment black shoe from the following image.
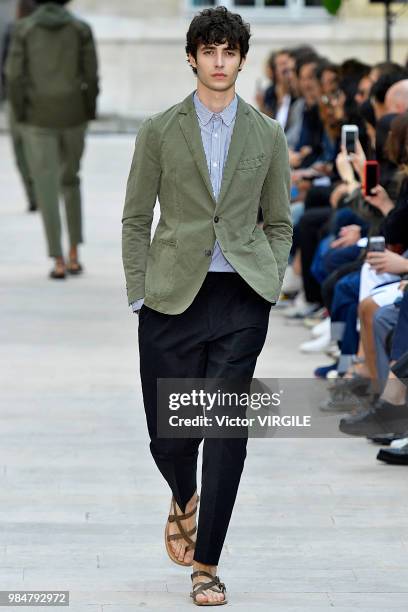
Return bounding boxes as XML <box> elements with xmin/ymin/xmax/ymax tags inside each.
<box><xmin>339</xmin><ymin>399</ymin><xmax>408</xmax><ymax>437</ymax></box>
<box><xmin>367</xmin><ymin>432</ymin><xmax>408</xmax><ymax>445</ymax></box>
<box><xmin>377</xmin><ymin>443</ymin><xmax>408</xmax><ymax>465</ymax></box>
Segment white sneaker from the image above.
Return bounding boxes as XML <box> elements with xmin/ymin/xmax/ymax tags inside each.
<box><xmin>299</xmin><ymin>331</ymin><xmax>331</xmax><ymax>353</ymax></box>
<box><xmin>281</xmin><ymin>265</ymin><xmax>302</xmax><ymax>295</ymax></box>
<box><xmin>390</xmin><ymin>436</ymin><xmax>408</xmax><ymax>449</ymax></box>
<box><xmin>284</xmin><ymin>292</ymin><xmax>320</xmax><ymax>319</ymax></box>
<box><xmin>311</xmin><ymin>317</ymin><xmax>331</xmax><ymax>338</ymax></box>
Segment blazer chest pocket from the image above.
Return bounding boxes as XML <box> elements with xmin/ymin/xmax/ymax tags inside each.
<box><xmin>236</xmin><ymin>154</ymin><xmax>265</xmax><ymax>172</ymax></box>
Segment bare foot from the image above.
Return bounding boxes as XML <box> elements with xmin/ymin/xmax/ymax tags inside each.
<box><xmin>67</xmin><ymin>246</ymin><xmax>82</xmax><ymax>273</ymax></box>
<box><xmin>192</xmin><ymin>562</ymin><xmax>226</xmax><ymax>605</ymax></box>
<box><xmin>167</xmin><ymin>491</ymin><xmax>198</xmax><ymax>564</ymax></box>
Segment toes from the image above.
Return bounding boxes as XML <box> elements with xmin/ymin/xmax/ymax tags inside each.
<box><xmin>196</xmin><ymin>592</ymin><xmax>209</xmax><ymax>604</ymax></box>
<box><xmin>178</xmin><ymin>544</ymin><xmax>186</xmax><ymax>561</ymax></box>
<box><xmin>184</xmin><ymin>549</ymin><xmax>194</xmax><ymax>564</ymax></box>
<box><xmin>195</xmin><ymin>589</ymin><xmax>224</xmax><ymax>604</ymax></box>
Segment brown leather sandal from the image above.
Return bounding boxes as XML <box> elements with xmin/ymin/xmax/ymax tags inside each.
<box><xmin>66</xmin><ymin>260</ymin><xmax>83</xmax><ymax>275</ymax></box>
<box><xmin>190</xmin><ymin>570</ymin><xmax>228</xmax><ymax>606</ymax></box>
<box><xmin>165</xmin><ymin>494</ymin><xmax>199</xmax><ymax>566</ymax></box>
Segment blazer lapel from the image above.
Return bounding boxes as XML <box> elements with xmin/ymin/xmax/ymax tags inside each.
<box><xmin>217</xmin><ymin>97</ymin><xmax>251</xmax><ymax>206</ymax></box>
<box><xmin>178</xmin><ymin>94</ymin><xmax>216</xmax><ymax>204</ymax></box>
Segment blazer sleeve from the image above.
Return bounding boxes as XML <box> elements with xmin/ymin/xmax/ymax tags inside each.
<box><xmin>122</xmin><ymin>118</ymin><xmax>161</xmax><ymax>305</ymax></box>
<box><xmin>260</xmin><ymin>122</ymin><xmax>293</xmax><ymax>286</ymax></box>
<box><xmin>4</xmin><ymin>24</ymin><xmax>26</xmax><ymax>122</ymax></box>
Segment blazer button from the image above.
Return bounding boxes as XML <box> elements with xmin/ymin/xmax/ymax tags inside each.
<box><xmin>214</xmin><ymin>216</ymin><xmax>219</xmax><ymax>223</ymax></box>
<box><xmin>204</xmin><ymin>249</ymin><xmax>212</xmax><ymax>257</ymax></box>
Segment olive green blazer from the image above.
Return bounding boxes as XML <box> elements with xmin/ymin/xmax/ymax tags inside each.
<box><xmin>122</xmin><ymin>91</ymin><xmax>293</xmax><ymax>315</ymax></box>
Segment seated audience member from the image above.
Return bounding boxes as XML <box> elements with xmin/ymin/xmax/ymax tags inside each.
<box><xmin>256</xmin><ymin>48</ymin><xmax>298</xmax><ymax>131</ymax></box>
<box><xmin>370</xmin><ymin>70</ymin><xmax>408</xmax><ymax>121</ymax></box>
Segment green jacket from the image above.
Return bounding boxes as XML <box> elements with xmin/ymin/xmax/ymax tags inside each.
<box><xmin>122</xmin><ymin>92</ymin><xmax>293</xmax><ymax>315</ymax></box>
<box><xmin>5</xmin><ymin>2</ymin><xmax>99</xmax><ymax>128</ymax></box>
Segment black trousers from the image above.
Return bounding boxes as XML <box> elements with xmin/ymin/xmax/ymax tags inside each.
<box><xmin>138</xmin><ymin>272</ymin><xmax>272</xmax><ymax>565</ymax></box>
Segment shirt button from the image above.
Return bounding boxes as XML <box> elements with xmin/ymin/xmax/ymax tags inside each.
<box><xmin>214</xmin><ymin>133</ymin><xmax>218</xmax><ymax>138</ymax></box>
<box><xmin>214</xmin><ymin>216</ymin><xmax>219</xmax><ymax>223</ymax></box>
<box><xmin>213</xmin><ymin>162</ymin><xmax>218</xmax><ymax>168</ymax></box>
<box><xmin>204</xmin><ymin>249</ymin><xmax>212</xmax><ymax>257</ymax></box>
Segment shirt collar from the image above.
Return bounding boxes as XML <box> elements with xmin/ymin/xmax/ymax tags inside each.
<box><xmin>193</xmin><ymin>91</ymin><xmax>238</xmax><ymax>127</ymax></box>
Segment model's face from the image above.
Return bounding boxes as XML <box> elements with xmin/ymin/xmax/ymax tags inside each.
<box><xmin>188</xmin><ymin>42</ymin><xmax>245</xmax><ymax>93</ymax></box>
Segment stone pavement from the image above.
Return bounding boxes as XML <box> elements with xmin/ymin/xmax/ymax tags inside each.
<box><xmin>1</xmin><ymin>133</ymin><xmax>408</xmax><ymax>612</ymax></box>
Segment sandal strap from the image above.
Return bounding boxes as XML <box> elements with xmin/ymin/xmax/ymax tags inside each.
<box><xmin>191</xmin><ymin>570</ymin><xmax>215</xmax><ymax>580</ymax></box>
<box><xmin>168</xmin><ymin>505</ymin><xmax>198</xmax><ymax>522</ymax></box>
<box><xmin>168</xmin><ymin>494</ymin><xmax>199</xmax><ymax>522</ymax></box>
<box><xmin>167</xmin><ymin>496</ymin><xmax>199</xmax><ymax>549</ymax></box>
<box><xmin>190</xmin><ymin>575</ymin><xmax>226</xmax><ymax>599</ymax></box>
<box><xmin>167</xmin><ymin>525</ymin><xmax>197</xmax><ymax>541</ymax></box>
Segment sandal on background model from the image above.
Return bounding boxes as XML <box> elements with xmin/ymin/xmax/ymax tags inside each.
<box><xmin>49</xmin><ymin>267</ymin><xmax>66</xmax><ymax>280</ymax></box>
<box><xmin>67</xmin><ymin>260</ymin><xmax>83</xmax><ymax>275</ymax></box>
<box><xmin>190</xmin><ymin>570</ymin><xmax>228</xmax><ymax>606</ymax></box>
<box><xmin>165</xmin><ymin>494</ymin><xmax>199</xmax><ymax>566</ymax></box>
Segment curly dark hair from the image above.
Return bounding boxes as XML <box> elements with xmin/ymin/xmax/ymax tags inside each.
<box><xmin>185</xmin><ymin>6</ymin><xmax>251</xmax><ymax>75</ymax></box>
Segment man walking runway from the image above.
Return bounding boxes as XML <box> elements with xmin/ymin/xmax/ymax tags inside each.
<box><xmin>122</xmin><ymin>6</ymin><xmax>292</xmax><ymax>605</ymax></box>
<box><xmin>6</xmin><ymin>0</ymin><xmax>99</xmax><ymax>279</ymax></box>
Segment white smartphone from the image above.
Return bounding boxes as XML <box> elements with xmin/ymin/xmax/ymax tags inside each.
<box><xmin>341</xmin><ymin>124</ymin><xmax>359</xmax><ymax>156</ymax></box>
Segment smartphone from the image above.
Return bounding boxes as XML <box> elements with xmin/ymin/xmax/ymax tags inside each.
<box><xmin>341</xmin><ymin>124</ymin><xmax>358</xmax><ymax>155</ymax></box>
<box><xmin>363</xmin><ymin>160</ymin><xmax>379</xmax><ymax>196</ymax></box>
<box><xmin>367</xmin><ymin>236</ymin><xmax>385</xmax><ymax>252</ymax></box>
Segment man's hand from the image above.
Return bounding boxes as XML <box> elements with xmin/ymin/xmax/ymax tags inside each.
<box><xmin>331</xmin><ymin>224</ymin><xmax>361</xmax><ymax>249</ymax></box>
<box><xmin>365</xmin><ymin>185</ymin><xmax>395</xmax><ymax>216</ymax></box>
<box><xmin>366</xmin><ymin>250</ymin><xmax>408</xmax><ymax>275</ymax></box>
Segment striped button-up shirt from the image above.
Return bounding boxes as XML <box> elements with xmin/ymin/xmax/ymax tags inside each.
<box><xmin>193</xmin><ymin>90</ymin><xmax>237</xmax><ymax>273</ymax></box>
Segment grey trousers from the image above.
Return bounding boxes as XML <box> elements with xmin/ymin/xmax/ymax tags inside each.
<box><xmin>23</xmin><ymin>123</ymin><xmax>86</xmax><ymax>257</ymax></box>
<box><xmin>373</xmin><ymin>304</ymin><xmax>399</xmax><ymax>389</ymax></box>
